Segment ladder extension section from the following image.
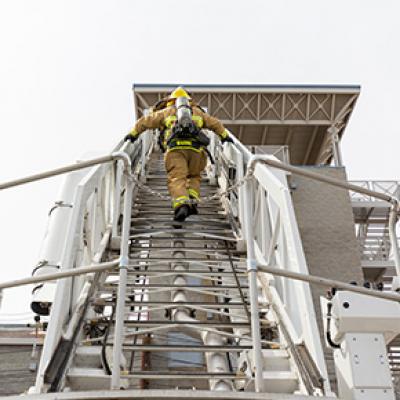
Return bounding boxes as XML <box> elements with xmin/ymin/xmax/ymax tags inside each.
<box><xmin>30</xmin><ymin>133</ymin><xmax>382</xmax><ymax>399</ymax></box>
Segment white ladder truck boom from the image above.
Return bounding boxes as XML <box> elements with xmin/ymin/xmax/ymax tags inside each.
<box><xmin>1</xmin><ymin>84</ymin><xmax>399</xmax><ymax>400</ymax></box>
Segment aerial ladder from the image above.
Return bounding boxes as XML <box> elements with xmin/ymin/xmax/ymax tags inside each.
<box><xmin>1</xmin><ymin>85</ymin><xmax>400</xmax><ymax>400</ymax></box>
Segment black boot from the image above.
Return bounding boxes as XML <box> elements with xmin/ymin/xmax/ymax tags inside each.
<box><xmin>189</xmin><ymin>203</ymin><xmax>198</xmax><ymax>216</ymax></box>
<box><xmin>174</xmin><ymin>204</ymin><xmax>190</xmax><ymax>222</ymax></box>
<box><xmin>189</xmin><ymin>195</ymin><xmax>199</xmax><ymax>216</ymax></box>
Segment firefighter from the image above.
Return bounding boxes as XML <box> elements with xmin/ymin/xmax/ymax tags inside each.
<box><xmin>124</xmin><ymin>86</ymin><xmax>233</xmax><ymax>222</ymax></box>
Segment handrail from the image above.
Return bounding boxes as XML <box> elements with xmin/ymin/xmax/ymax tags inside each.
<box><xmin>0</xmin><ymin>148</ymin><xmax>131</xmax><ymax>191</ymax></box>
<box><xmin>219</xmin><ymin>140</ymin><xmax>400</xmax><ymax>394</ymax></box>
<box><xmin>111</xmin><ymin>166</ymin><xmax>134</xmax><ymax>389</ymax></box>
<box><xmin>0</xmin><ymin>260</ymin><xmax>119</xmax><ymax>290</ymax></box>
<box><xmin>30</xmin><ymin>139</ymin><xmax>142</xmax><ymax>392</ymax></box>
<box><xmin>1</xmin><ymin>256</ymin><xmax>399</xmax><ymax>304</ymax></box>
<box><xmin>218</xmin><ymin>140</ymin><xmax>331</xmax><ymax>393</ymax></box>
<box><xmin>256</xmin><ymin>264</ymin><xmax>400</xmax><ymax>303</ymax></box>
<box><xmin>245</xmin><ymin>155</ymin><xmax>400</xmax><ymax>278</ymax></box>
<box><xmin>248</xmin><ymin>157</ymin><xmax>397</xmax><ymax>205</ymax></box>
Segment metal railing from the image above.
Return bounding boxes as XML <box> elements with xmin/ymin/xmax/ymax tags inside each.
<box><xmin>0</xmin><ymin>129</ymin><xmax>400</xmax><ymax>396</ymax></box>
<box><xmin>246</xmin><ymin>145</ymin><xmax>291</xmax><ymax>164</ymax></box>
<box><xmin>32</xmin><ymin>140</ymin><xmax>135</xmax><ymax>391</ymax></box>
<box><xmin>216</xmin><ymin>134</ymin><xmax>400</xmax><ymax>395</ymax></box>
<box><xmin>218</xmin><ymin>142</ymin><xmax>331</xmax><ymax>395</ymax></box>
<box><xmin>359</xmin><ymin>237</ymin><xmax>392</xmax><ymax>262</ymax></box>
<box><xmin>349</xmin><ymin>181</ymin><xmax>400</xmax><ymax>203</ymax></box>
<box><xmin>0</xmin><ymin>135</ymin><xmax>151</xmax><ymax>392</ymax></box>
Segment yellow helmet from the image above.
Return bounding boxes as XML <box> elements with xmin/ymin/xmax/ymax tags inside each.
<box><xmin>167</xmin><ymin>86</ymin><xmax>191</xmax><ymax>106</ymax></box>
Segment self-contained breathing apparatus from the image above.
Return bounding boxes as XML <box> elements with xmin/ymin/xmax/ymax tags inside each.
<box><xmin>158</xmin><ymin>97</ymin><xmax>211</xmax><ymax>154</ymax></box>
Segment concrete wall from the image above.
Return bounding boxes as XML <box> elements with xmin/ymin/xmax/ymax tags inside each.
<box><xmin>0</xmin><ymin>346</ymin><xmax>37</xmax><ymax>396</ymax></box>
<box><xmin>290</xmin><ymin>166</ymin><xmax>364</xmax><ymax>393</ymax></box>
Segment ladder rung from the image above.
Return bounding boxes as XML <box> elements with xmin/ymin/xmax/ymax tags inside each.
<box><xmin>93</xmin><ymin>320</ymin><xmax>251</xmax><ymax>328</ymax></box>
<box><xmin>104</xmin><ymin>301</ymin><xmax>249</xmax><ymax>307</ymax></box>
<box><xmin>129</xmin><ymin>246</ymin><xmax>243</xmax><ymax>253</ymax></box>
<box><xmin>127</xmin><ymin>256</ymin><xmax>238</xmax><ymax>262</ymax></box>
<box><xmin>103</xmin><ymin>283</ymin><xmax>248</xmax><ymax>290</ymax></box>
<box><xmin>107</xmin><ymin>269</ymin><xmax>246</xmax><ymax>276</ymax></box>
<box><xmin>123</xmin><ymin>372</ymin><xmax>242</xmax><ymax>379</ymax></box>
<box><xmin>120</xmin><ymin>344</ymin><xmax>257</xmax><ymax>352</ymax></box>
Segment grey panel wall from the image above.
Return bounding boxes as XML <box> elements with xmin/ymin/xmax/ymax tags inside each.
<box><xmin>0</xmin><ymin>346</ymin><xmax>37</xmax><ymax>395</ymax></box>
<box><xmin>290</xmin><ymin>166</ymin><xmax>363</xmax><ymax>393</ymax></box>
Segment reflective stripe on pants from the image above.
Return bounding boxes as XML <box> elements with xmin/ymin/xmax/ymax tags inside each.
<box><xmin>165</xmin><ymin>149</ymin><xmax>207</xmax><ymax>208</ymax></box>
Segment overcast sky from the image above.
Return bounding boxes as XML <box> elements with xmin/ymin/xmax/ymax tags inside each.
<box><xmin>0</xmin><ymin>0</ymin><xmax>399</xmax><ymax>321</ymax></box>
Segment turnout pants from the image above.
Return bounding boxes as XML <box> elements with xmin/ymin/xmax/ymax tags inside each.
<box><xmin>165</xmin><ymin>149</ymin><xmax>207</xmax><ymax>208</ymax></box>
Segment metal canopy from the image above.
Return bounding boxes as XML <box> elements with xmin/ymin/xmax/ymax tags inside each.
<box><xmin>132</xmin><ymin>84</ymin><xmax>360</xmax><ymax>165</ymax></box>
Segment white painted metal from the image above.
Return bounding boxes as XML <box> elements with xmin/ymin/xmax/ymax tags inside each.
<box><xmin>334</xmin><ymin>333</ymin><xmax>395</xmax><ymax>400</ymax></box>
<box><xmin>3</xmin><ymin>114</ymin><xmax>400</xmax><ymax>398</ymax></box>
<box><xmin>111</xmin><ymin>174</ymin><xmax>133</xmax><ymax>389</ymax></box>
<box><xmin>29</xmin><ymin>141</ymin><xmax>140</xmax><ymax>393</ymax></box>
<box><xmin>330</xmin><ymin>291</ymin><xmax>400</xmax><ymax>342</ymax></box>
<box><xmin>325</xmin><ymin>291</ymin><xmax>400</xmax><ymax>399</ymax></box>
<box><xmin>31</xmin><ymin>168</ymin><xmax>89</xmax><ymax>314</ymax></box>
<box><xmin>242</xmin><ymin>178</ymin><xmax>264</xmax><ymax>392</ymax></box>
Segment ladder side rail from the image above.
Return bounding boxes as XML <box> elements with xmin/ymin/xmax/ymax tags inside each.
<box><xmin>221</xmin><ymin>136</ymin><xmax>331</xmax><ymax>394</ymax></box>
<box><xmin>31</xmin><ymin>169</ymin><xmax>90</xmax><ymax>316</ymax></box>
<box><xmin>220</xmin><ymin>140</ymin><xmax>324</xmax><ymax>393</ymax></box>
<box><xmin>111</xmin><ymin>140</ymin><xmax>142</xmax><ymax>236</ymax></box>
<box><xmin>34</xmin><ymin>180</ymin><xmax>87</xmax><ymax>391</ymax></box>
<box><xmin>251</xmin><ymin>160</ymin><xmax>331</xmax><ymax>394</ymax></box>
<box><xmin>112</xmin><ymin>133</ymin><xmax>151</xmax><ymax>388</ymax></box>
<box><xmin>111</xmin><ymin>172</ymin><xmax>134</xmax><ymax>389</ymax></box>
<box><xmin>140</xmin><ymin>131</ymin><xmax>154</xmax><ymax>181</ymax></box>
<box><xmin>34</xmin><ymin>142</ymin><xmax>138</xmax><ymax>392</ymax></box>
<box><xmin>241</xmin><ymin>177</ymin><xmax>265</xmax><ymax>392</ymax></box>
<box><xmin>225</xmin><ymin>144</ymin><xmax>245</xmax><ymax>235</ymax></box>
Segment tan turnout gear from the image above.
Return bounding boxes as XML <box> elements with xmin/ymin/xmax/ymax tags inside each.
<box><xmin>125</xmin><ymin>87</ymin><xmax>232</xmax><ymax>216</ymax></box>
<box><xmin>128</xmin><ymin>105</ymin><xmax>229</xmax><ymax>150</ymax></box>
<box><xmin>165</xmin><ymin>149</ymin><xmax>207</xmax><ymax>208</ymax></box>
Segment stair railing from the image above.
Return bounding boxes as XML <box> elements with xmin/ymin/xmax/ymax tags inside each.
<box><xmin>215</xmin><ymin>139</ymin><xmax>332</xmax><ymax>395</ymax></box>
<box><xmin>28</xmin><ymin>138</ymin><xmax>147</xmax><ymax>392</ymax></box>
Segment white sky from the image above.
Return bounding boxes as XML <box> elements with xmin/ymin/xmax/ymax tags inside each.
<box><xmin>0</xmin><ymin>0</ymin><xmax>399</xmax><ymax>321</ymax></box>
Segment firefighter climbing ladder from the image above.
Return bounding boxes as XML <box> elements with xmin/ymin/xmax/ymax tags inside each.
<box><xmin>1</xmin><ymin>85</ymin><xmax>400</xmax><ymax>399</ymax></box>
<box><xmin>29</xmin><ymin>138</ymin><xmax>331</xmax><ymax>397</ymax></box>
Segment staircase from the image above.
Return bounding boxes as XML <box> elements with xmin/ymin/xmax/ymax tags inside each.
<box><xmin>351</xmin><ymin>184</ymin><xmax>400</xmax><ymax>384</ymax></box>
<box><xmin>63</xmin><ymin>152</ymin><xmax>304</xmax><ymax>395</ymax></box>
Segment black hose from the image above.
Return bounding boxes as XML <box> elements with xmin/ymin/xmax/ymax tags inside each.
<box><xmin>101</xmin><ymin>300</ymin><xmax>116</xmax><ymax>375</ymax></box>
<box><xmin>326</xmin><ymin>302</ymin><xmax>341</xmax><ymax>349</ymax></box>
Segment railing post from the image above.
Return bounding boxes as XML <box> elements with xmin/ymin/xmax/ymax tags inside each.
<box><xmin>236</xmin><ymin>150</ymin><xmax>245</xmax><ymax>238</ymax></box>
<box><xmin>389</xmin><ymin>205</ymin><xmax>400</xmax><ymax>279</ymax></box>
<box><xmin>140</xmin><ymin>134</ymin><xmax>147</xmax><ymax>181</ymax></box>
<box><xmin>112</xmin><ymin>160</ymin><xmax>123</xmax><ymax>237</ymax></box>
<box><xmin>329</xmin><ymin>126</ymin><xmax>343</xmax><ymax>167</ymax></box>
<box><xmin>209</xmin><ymin>134</ymin><xmax>217</xmax><ymax>185</ymax></box>
<box><xmin>111</xmin><ymin>173</ymin><xmax>133</xmax><ymax>389</ymax></box>
<box><xmin>243</xmin><ymin>177</ymin><xmax>264</xmax><ymax>392</ymax></box>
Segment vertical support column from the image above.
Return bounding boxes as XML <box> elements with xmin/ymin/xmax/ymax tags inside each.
<box><xmin>209</xmin><ymin>134</ymin><xmax>217</xmax><ymax>183</ymax></box>
<box><xmin>328</xmin><ymin>126</ymin><xmax>343</xmax><ymax>167</ymax></box>
<box><xmin>388</xmin><ymin>205</ymin><xmax>400</xmax><ymax>283</ymax></box>
<box><xmin>259</xmin><ymin>188</ymin><xmax>268</xmax><ymax>255</ymax></box>
<box><xmin>243</xmin><ymin>177</ymin><xmax>264</xmax><ymax>392</ymax></box>
<box><xmin>140</xmin><ymin>108</ymin><xmax>152</xmax><ymax>182</ymax></box>
<box><xmin>112</xmin><ymin>160</ymin><xmax>123</xmax><ymax>237</ymax></box>
<box><xmin>140</xmin><ymin>133</ymin><xmax>149</xmax><ymax>182</ymax></box>
<box><xmin>236</xmin><ymin>150</ymin><xmax>246</xmax><ymax>239</ymax></box>
<box><xmin>111</xmin><ymin>174</ymin><xmax>133</xmax><ymax>389</ymax></box>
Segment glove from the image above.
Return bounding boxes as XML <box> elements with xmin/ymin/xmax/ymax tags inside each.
<box><xmin>124</xmin><ymin>133</ymin><xmax>138</xmax><ymax>143</ymax></box>
<box><xmin>221</xmin><ymin>135</ymin><xmax>234</xmax><ymax>144</ymax></box>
